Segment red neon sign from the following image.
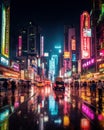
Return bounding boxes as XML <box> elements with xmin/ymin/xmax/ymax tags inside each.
<box><xmin>80</xmin><ymin>11</ymin><xmax>91</xmax><ymax>59</ymax></box>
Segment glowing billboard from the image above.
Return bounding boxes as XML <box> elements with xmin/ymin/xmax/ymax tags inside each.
<box><xmin>80</xmin><ymin>11</ymin><xmax>91</xmax><ymax>59</ymax></box>
<box><xmin>40</xmin><ymin>36</ymin><xmax>44</xmax><ymax>56</ymax></box>
<box><xmin>82</xmin><ymin>58</ymin><xmax>95</xmax><ymax>68</ymax></box>
<box><xmin>72</xmin><ymin>54</ymin><xmax>76</xmax><ymax>61</ymax></box>
<box><xmin>83</xmin><ymin>29</ymin><xmax>91</xmax><ymax>37</ymax></box>
<box><xmin>1</xmin><ymin>2</ymin><xmax>10</xmax><ymax>58</ymax></box>
<box><xmin>44</xmin><ymin>52</ymin><xmax>49</xmax><ymax>57</ymax></box>
<box><xmin>11</xmin><ymin>61</ymin><xmax>20</xmax><ymax>71</ymax></box>
<box><xmin>0</xmin><ymin>55</ymin><xmax>9</xmax><ymax>66</ymax></box>
<box><xmin>18</xmin><ymin>36</ymin><xmax>22</xmax><ymax>56</ymax></box>
<box><xmin>71</xmin><ymin>39</ymin><xmax>76</xmax><ymax>50</ymax></box>
<box><xmin>64</xmin><ymin>51</ymin><xmax>70</xmax><ymax>59</ymax></box>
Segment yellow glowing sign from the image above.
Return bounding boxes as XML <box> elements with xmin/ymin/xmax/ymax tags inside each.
<box><xmin>99</xmin><ymin>63</ymin><xmax>104</xmax><ymax>68</ymax></box>
<box><xmin>71</xmin><ymin>39</ymin><xmax>76</xmax><ymax>50</ymax></box>
<box><xmin>1</xmin><ymin>4</ymin><xmax>10</xmax><ymax>58</ymax></box>
<box><xmin>64</xmin><ymin>52</ymin><xmax>70</xmax><ymax>59</ymax></box>
<box><xmin>63</xmin><ymin>115</ymin><xmax>70</xmax><ymax>127</ymax></box>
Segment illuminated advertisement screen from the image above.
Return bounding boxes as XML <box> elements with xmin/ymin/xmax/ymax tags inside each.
<box><xmin>71</xmin><ymin>39</ymin><xmax>76</xmax><ymax>50</ymax></box>
<box><xmin>44</xmin><ymin>52</ymin><xmax>49</xmax><ymax>57</ymax></box>
<box><xmin>40</xmin><ymin>36</ymin><xmax>44</xmax><ymax>56</ymax></box>
<box><xmin>78</xmin><ymin>60</ymin><xmax>81</xmax><ymax>73</ymax></box>
<box><xmin>80</xmin><ymin>11</ymin><xmax>91</xmax><ymax>59</ymax></box>
<box><xmin>72</xmin><ymin>54</ymin><xmax>76</xmax><ymax>61</ymax></box>
<box><xmin>83</xmin><ymin>29</ymin><xmax>91</xmax><ymax>37</ymax></box>
<box><xmin>0</xmin><ymin>55</ymin><xmax>9</xmax><ymax>66</ymax></box>
<box><xmin>64</xmin><ymin>51</ymin><xmax>70</xmax><ymax>59</ymax></box>
<box><xmin>11</xmin><ymin>61</ymin><xmax>20</xmax><ymax>71</ymax></box>
<box><xmin>18</xmin><ymin>36</ymin><xmax>22</xmax><ymax>56</ymax></box>
<box><xmin>1</xmin><ymin>3</ymin><xmax>10</xmax><ymax>58</ymax></box>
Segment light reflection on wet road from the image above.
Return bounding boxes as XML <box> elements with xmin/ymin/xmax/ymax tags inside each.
<box><xmin>0</xmin><ymin>85</ymin><xmax>104</xmax><ymax>130</ymax></box>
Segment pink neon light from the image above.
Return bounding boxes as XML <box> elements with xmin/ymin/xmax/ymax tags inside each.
<box><xmin>14</xmin><ymin>102</ymin><xmax>19</xmax><ymax>108</ymax></box>
<box><xmin>91</xmin><ymin>59</ymin><xmax>94</xmax><ymax>63</ymax></box>
<box><xmin>100</xmin><ymin>49</ymin><xmax>104</xmax><ymax>56</ymax></box>
<box><xmin>18</xmin><ymin>36</ymin><xmax>22</xmax><ymax>56</ymax></box>
<box><xmin>80</xmin><ymin>11</ymin><xmax>91</xmax><ymax>59</ymax></box>
<box><xmin>82</xmin><ymin>58</ymin><xmax>94</xmax><ymax>68</ymax></box>
<box><xmin>82</xmin><ymin>104</ymin><xmax>95</xmax><ymax>120</ymax></box>
<box><xmin>98</xmin><ymin>114</ymin><xmax>104</xmax><ymax>121</ymax></box>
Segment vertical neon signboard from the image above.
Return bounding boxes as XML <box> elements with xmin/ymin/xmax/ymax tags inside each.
<box><xmin>1</xmin><ymin>2</ymin><xmax>10</xmax><ymax>58</ymax></box>
<box><xmin>40</xmin><ymin>36</ymin><xmax>44</xmax><ymax>56</ymax></box>
<box><xmin>18</xmin><ymin>36</ymin><xmax>22</xmax><ymax>56</ymax></box>
<box><xmin>80</xmin><ymin>11</ymin><xmax>91</xmax><ymax>59</ymax></box>
<box><xmin>71</xmin><ymin>38</ymin><xmax>76</xmax><ymax>50</ymax></box>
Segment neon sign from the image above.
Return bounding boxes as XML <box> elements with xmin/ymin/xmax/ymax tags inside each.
<box><xmin>82</xmin><ymin>58</ymin><xmax>95</xmax><ymax>68</ymax></box>
<box><xmin>1</xmin><ymin>3</ymin><xmax>10</xmax><ymax>58</ymax></box>
<box><xmin>82</xmin><ymin>103</ymin><xmax>95</xmax><ymax>120</ymax></box>
<box><xmin>80</xmin><ymin>11</ymin><xmax>91</xmax><ymax>59</ymax></box>
<box><xmin>0</xmin><ymin>56</ymin><xmax>9</xmax><ymax>66</ymax></box>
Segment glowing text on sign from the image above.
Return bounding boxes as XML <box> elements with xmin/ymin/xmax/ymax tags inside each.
<box><xmin>1</xmin><ymin>56</ymin><xmax>9</xmax><ymax>66</ymax></box>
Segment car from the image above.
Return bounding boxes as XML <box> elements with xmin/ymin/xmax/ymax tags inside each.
<box><xmin>53</xmin><ymin>77</ymin><xmax>65</xmax><ymax>91</ymax></box>
<box><xmin>44</xmin><ymin>80</ymin><xmax>51</xmax><ymax>86</ymax></box>
<box><xmin>53</xmin><ymin>80</ymin><xmax>65</xmax><ymax>91</ymax></box>
<box><xmin>36</xmin><ymin>81</ymin><xmax>44</xmax><ymax>87</ymax></box>
<box><xmin>54</xmin><ymin>91</ymin><xmax>64</xmax><ymax>101</ymax></box>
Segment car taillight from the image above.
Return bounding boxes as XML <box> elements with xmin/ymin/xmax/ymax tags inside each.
<box><xmin>54</xmin><ymin>83</ymin><xmax>56</xmax><ymax>87</ymax></box>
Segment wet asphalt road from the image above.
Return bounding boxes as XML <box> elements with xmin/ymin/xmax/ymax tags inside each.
<box><xmin>0</xmin><ymin>85</ymin><xmax>104</xmax><ymax>130</ymax></box>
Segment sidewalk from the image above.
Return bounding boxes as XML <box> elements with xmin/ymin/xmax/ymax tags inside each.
<box><xmin>0</xmin><ymin>85</ymin><xmax>37</xmax><ymax>109</ymax></box>
<box><xmin>71</xmin><ymin>86</ymin><xmax>104</xmax><ymax>113</ymax></box>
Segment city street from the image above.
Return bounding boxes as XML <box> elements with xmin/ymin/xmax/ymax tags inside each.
<box><xmin>0</xmin><ymin>0</ymin><xmax>104</xmax><ymax>130</ymax></box>
<box><xmin>0</xmin><ymin>85</ymin><xmax>104</xmax><ymax>130</ymax></box>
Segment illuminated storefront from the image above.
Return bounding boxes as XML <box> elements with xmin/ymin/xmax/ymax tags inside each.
<box><xmin>0</xmin><ymin>64</ymin><xmax>20</xmax><ymax>78</ymax></box>
<box><xmin>0</xmin><ymin>55</ymin><xmax>20</xmax><ymax>78</ymax></box>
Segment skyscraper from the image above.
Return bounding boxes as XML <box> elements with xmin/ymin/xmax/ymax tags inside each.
<box><xmin>63</xmin><ymin>25</ymin><xmax>77</xmax><ymax>80</ymax></box>
<box><xmin>27</xmin><ymin>22</ymin><xmax>36</xmax><ymax>54</ymax></box>
<box><xmin>27</xmin><ymin>22</ymin><xmax>41</xmax><ymax>56</ymax></box>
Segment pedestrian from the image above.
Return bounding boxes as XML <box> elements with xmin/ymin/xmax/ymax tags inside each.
<box><xmin>90</xmin><ymin>80</ymin><xmax>96</xmax><ymax>98</ymax></box>
<box><xmin>83</xmin><ymin>81</ymin><xmax>87</xmax><ymax>90</ymax></box>
<box><xmin>97</xmin><ymin>80</ymin><xmax>103</xmax><ymax>98</ymax></box>
<box><xmin>11</xmin><ymin>80</ymin><xmax>16</xmax><ymax>95</ymax></box>
<box><xmin>102</xmin><ymin>81</ymin><xmax>104</xmax><ymax>89</ymax></box>
<box><xmin>3</xmin><ymin>79</ymin><xmax>8</xmax><ymax>92</ymax></box>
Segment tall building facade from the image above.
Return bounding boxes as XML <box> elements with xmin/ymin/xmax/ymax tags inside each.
<box><xmin>0</xmin><ymin>0</ymin><xmax>20</xmax><ymax>79</ymax></box>
<box><xmin>27</xmin><ymin>22</ymin><xmax>37</xmax><ymax>55</ymax></box>
<box><xmin>91</xmin><ymin>0</ymin><xmax>104</xmax><ymax>74</ymax></box>
<box><xmin>95</xmin><ymin>0</ymin><xmax>104</xmax><ymax>76</ymax></box>
<box><xmin>80</xmin><ymin>11</ymin><xmax>92</xmax><ymax>77</ymax></box>
<box><xmin>16</xmin><ymin>22</ymin><xmax>41</xmax><ymax>62</ymax></box>
<box><xmin>0</xmin><ymin>0</ymin><xmax>10</xmax><ymax>68</ymax></box>
<box><xmin>63</xmin><ymin>26</ymin><xmax>78</xmax><ymax>81</ymax></box>
<box><xmin>16</xmin><ymin>22</ymin><xmax>42</xmax><ymax>81</ymax></box>
<box><xmin>80</xmin><ymin>0</ymin><xmax>104</xmax><ymax>80</ymax></box>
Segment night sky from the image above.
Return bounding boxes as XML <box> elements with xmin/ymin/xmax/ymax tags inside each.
<box><xmin>10</xmin><ymin>0</ymin><xmax>92</xmax><ymax>53</ymax></box>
